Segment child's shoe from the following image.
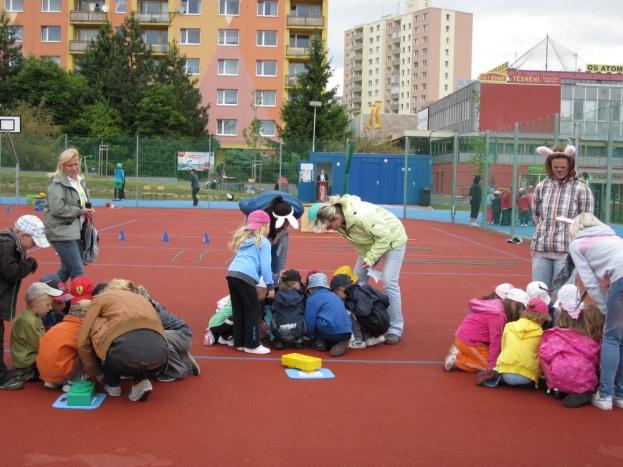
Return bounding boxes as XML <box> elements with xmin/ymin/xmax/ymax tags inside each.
<box><xmin>128</xmin><ymin>379</ymin><xmax>153</xmax><ymax>402</ymax></box>
<box><xmin>156</xmin><ymin>374</ymin><xmax>176</xmax><ymax>383</ymax></box>
<box><xmin>614</xmin><ymin>395</ymin><xmax>623</xmax><ymax>409</ymax></box>
<box><xmin>186</xmin><ymin>352</ymin><xmax>200</xmax><ymax>376</ymax></box>
<box><xmin>562</xmin><ymin>392</ymin><xmax>593</xmax><ymax>408</ymax></box>
<box><xmin>244</xmin><ymin>345</ymin><xmax>271</xmax><ymax>355</ymax></box>
<box><xmin>13</xmin><ymin>366</ymin><xmax>36</xmax><ymax>382</ymax></box>
<box><xmin>348</xmin><ymin>339</ymin><xmax>366</xmax><ymax>349</ymax></box>
<box><xmin>272</xmin><ymin>339</ymin><xmax>284</xmax><ymax>350</ymax></box>
<box><xmin>330</xmin><ymin>340</ymin><xmax>349</xmax><ymax>357</ymax></box>
<box><xmin>476</xmin><ymin>370</ymin><xmax>500</xmax><ymax>387</ymax></box>
<box><xmin>203</xmin><ymin>329</ymin><xmax>215</xmax><ymax>346</ymax></box>
<box><xmin>365</xmin><ymin>335</ymin><xmax>385</xmax><ymax>347</ymax></box>
<box><xmin>43</xmin><ymin>381</ymin><xmax>60</xmax><ymax>389</ymax></box>
<box><xmin>218</xmin><ymin>336</ymin><xmax>234</xmax><ymax>347</ymax></box>
<box><xmin>313</xmin><ymin>337</ymin><xmax>328</xmax><ymax>351</ymax></box>
<box><xmin>443</xmin><ymin>345</ymin><xmax>459</xmax><ymax>371</ymax></box>
<box><xmin>104</xmin><ymin>384</ymin><xmax>122</xmax><ymax>397</ymax></box>
<box><xmin>591</xmin><ymin>392</ymin><xmax>613</xmax><ymax>411</ymax></box>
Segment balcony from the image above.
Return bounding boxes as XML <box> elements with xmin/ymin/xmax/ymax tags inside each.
<box><xmin>392</xmin><ymin>58</ymin><xmax>400</xmax><ymax>66</ymax></box>
<box><xmin>352</xmin><ymin>95</ymin><xmax>362</xmax><ymax>103</ymax></box>
<box><xmin>285</xmin><ymin>74</ymin><xmax>302</xmax><ymax>87</ymax></box>
<box><xmin>146</xmin><ymin>43</ymin><xmax>169</xmax><ymax>55</ymax></box>
<box><xmin>286</xmin><ymin>46</ymin><xmax>310</xmax><ymax>58</ymax></box>
<box><xmin>351</xmin><ymin>85</ymin><xmax>362</xmax><ymax>93</ymax></box>
<box><xmin>353</xmin><ymin>52</ymin><xmax>363</xmax><ymax>61</ymax></box>
<box><xmin>287</xmin><ymin>15</ymin><xmax>324</xmax><ymax>28</ymax></box>
<box><xmin>354</xmin><ymin>32</ymin><xmax>363</xmax><ymax>41</ymax></box>
<box><xmin>69</xmin><ymin>10</ymin><xmax>108</xmax><ymax>24</ymax></box>
<box><xmin>353</xmin><ymin>63</ymin><xmax>362</xmax><ymax>72</ymax></box>
<box><xmin>137</xmin><ymin>13</ymin><xmax>171</xmax><ymax>25</ymax></box>
<box><xmin>69</xmin><ymin>40</ymin><xmax>91</xmax><ymax>53</ymax></box>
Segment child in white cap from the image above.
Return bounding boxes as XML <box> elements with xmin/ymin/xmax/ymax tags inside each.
<box><xmin>0</xmin><ymin>215</ymin><xmax>50</xmax><ymax>390</ymax></box>
<box><xmin>10</xmin><ymin>282</ymin><xmax>63</xmax><ymax>382</ymax></box>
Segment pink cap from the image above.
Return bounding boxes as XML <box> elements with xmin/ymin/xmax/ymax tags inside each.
<box><xmin>527</xmin><ymin>298</ymin><xmax>549</xmax><ymax>315</ymax></box>
<box><xmin>247</xmin><ymin>210</ymin><xmax>270</xmax><ymax>231</ymax></box>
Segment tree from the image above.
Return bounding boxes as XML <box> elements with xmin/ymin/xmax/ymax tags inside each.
<box><xmin>0</xmin><ymin>10</ymin><xmax>23</xmax><ymax>103</ymax></box>
<box><xmin>135</xmin><ymin>84</ymin><xmax>189</xmax><ymax>136</ymax></box>
<box><xmin>68</xmin><ymin>100</ymin><xmax>123</xmax><ymax>137</ymax></box>
<box><xmin>280</xmin><ymin>36</ymin><xmax>350</xmax><ymax>146</ymax></box>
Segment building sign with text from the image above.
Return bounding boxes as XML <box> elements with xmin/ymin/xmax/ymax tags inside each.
<box><xmin>478</xmin><ymin>62</ymin><xmax>509</xmax><ymax>84</ymax></box>
<box><xmin>586</xmin><ymin>64</ymin><xmax>623</xmax><ymax>74</ymax></box>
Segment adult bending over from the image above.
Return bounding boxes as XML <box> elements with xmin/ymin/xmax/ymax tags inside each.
<box><xmin>531</xmin><ymin>145</ymin><xmax>593</xmax><ymax>291</ymax></box>
<box><xmin>568</xmin><ymin>213</ymin><xmax>623</xmax><ymax>411</ymax></box>
<box><xmin>309</xmin><ymin>194</ymin><xmax>407</xmax><ymax>344</ymax></box>
<box><xmin>45</xmin><ymin>148</ymin><xmax>94</xmax><ymax>281</ymax></box>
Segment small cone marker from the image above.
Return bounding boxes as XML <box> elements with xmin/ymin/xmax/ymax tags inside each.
<box><xmin>202</xmin><ymin>232</ymin><xmax>209</xmax><ymax>244</ymax></box>
<box><xmin>118</xmin><ymin>230</ymin><xmax>126</xmax><ymax>241</ymax></box>
<box><xmin>6</xmin><ymin>206</ymin><xmax>12</xmax><ymax>213</ymax></box>
<box><xmin>162</xmin><ymin>231</ymin><xmax>169</xmax><ymax>243</ymax></box>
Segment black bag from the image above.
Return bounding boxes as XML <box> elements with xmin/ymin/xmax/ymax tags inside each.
<box><xmin>345</xmin><ymin>284</ymin><xmax>390</xmax><ymax>337</ymax></box>
<box><xmin>81</xmin><ymin>220</ymin><xmax>99</xmax><ymax>264</ymax></box>
<box><xmin>552</xmin><ymin>254</ymin><xmax>575</xmax><ymax>292</ymax></box>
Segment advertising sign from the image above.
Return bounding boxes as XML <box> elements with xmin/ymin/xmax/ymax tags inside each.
<box><xmin>177</xmin><ymin>151</ymin><xmax>214</xmax><ymax>171</ymax></box>
<box><xmin>478</xmin><ymin>62</ymin><xmax>509</xmax><ymax>84</ymax></box>
<box><xmin>508</xmin><ymin>71</ymin><xmax>561</xmax><ymax>85</ymax></box>
<box><xmin>586</xmin><ymin>64</ymin><xmax>623</xmax><ymax>74</ymax></box>
<box><xmin>416</xmin><ymin>108</ymin><xmax>429</xmax><ymax>130</ymax></box>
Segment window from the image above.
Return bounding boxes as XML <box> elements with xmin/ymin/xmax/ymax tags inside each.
<box><xmin>141</xmin><ymin>1</ymin><xmax>167</xmax><ymax>13</ymax></box>
<box><xmin>41</xmin><ymin>26</ymin><xmax>61</xmax><ymax>42</ymax></box>
<box><xmin>446</xmin><ymin>14</ymin><xmax>450</xmax><ymax>21</ymax></box>
<box><xmin>42</xmin><ymin>0</ymin><xmax>61</xmax><ymax>12</ymax></box>
<box><xmin>218</xmin><ymin>29</ymin><xmax>239</xmax><ymax>46</ymax></box>
<box><xmin>257</xmin><ymin>30</ymin><xmax>277</xmax><ymax>46</ymax></box>
<box><xmin>289</xmin><ymin>33</ymin><xmax>310</xmax><ymax>48</ymax></box>
<box><xmin>184</xmin><ymin>58</ymin><xmax>200</xmax><ymax>75</ymax></box>
<box><xmin>9</xmin><ymin>25</ymin><xmax>23</xmax><ymax>42</ymax></box>
<box><xmin>42</xmin><ymin>55</ymin><xmax>61</xmax><ymax>65</ymax></box>
<box><xmin>256</xmin><ymin>90</ymin><xmax>276</xmax><ymax>107</ymax></box>
<box><xmin>256</xmin><ymin>60</ymin><xmax>276</xmax><ymax>76</ymax></box>
<box><xmin>181</xmin><ymin>28</ymin><xmax>200</xmax><ymax>45</ymax></box>
<box><xmin>217</xmin><ymin>89</ymin><xmax>238</xmax><ymax>106</ymax></box>
<box><xmin>180</xmin><ymin>0</ymin><xmax>200</xmax><ymax>14</ymax></box>
<box><xmin>257</xmin><ymin>0</ymin><xmax>277</xmax><ymax>16</ymax></box>
<box><xmin>4</xmin><ymin>0</ymin><xmax>23</xmax><ymax>11</ymax></box>
<box><xmin>445</xmin><ymin>26</ymin><xmax>450</xmax><ymax>33</ymax></box>
<box><xmin>218</xmin><ymin>59</ymin><xmax>238</xmax><ymax>75</ymax></box>
<box><xmin>116</xmin><ymin>0</ymin><xmax>127</xmax><ymax>12</ymax></box>
<box><xmin>78</xmin><ymin>28</ymin><xmax>99</xmax><ymax>41</ymax></box>
<box><xmin>290</xmin><ymin>3</ymin><xmax>320</xmax><ymax>17</ymax></box>
<box><xmin>217</xmin><ymin>119</ymin><xmax>237</xmax><ymax>136</ymax></box>
<box><xmin>219</xmin><ymin>0</ymin><xmax>239</xmax><ymax>15</ymax></box>
<box><xmin>259</xmin><ymin>120</ymin><xmax>276</xmax><ymax>136</ymax></box>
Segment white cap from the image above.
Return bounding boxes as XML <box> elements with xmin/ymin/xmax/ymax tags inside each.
<box><xmin>526</xmin><ymin>281</ymin><xmax>551</xmax><ymax>305</ymax></box>
<box><xmin>25</xmin><ymin>282</ymin><xmax>63</xmax><ymax>301</ymax></box>
<box><xmin>15</xmin><ymin>215</ymin><xmax>50</xmax><ymax>248</ymax></box>
<box><xmin>506</xmin><ymin>288</ymin><xmax>530</xmax><ymax>307</ymax></box>
<box><xmin>495</xmin><ymin>283</ymin><xmax>514</xmax><ymax>300</ymax></box>
<box><xmin>554</xmin><ymin>284</ymin><xmax>584</xmax><ymax>319</ymax></box>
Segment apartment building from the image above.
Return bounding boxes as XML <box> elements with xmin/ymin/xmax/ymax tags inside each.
<box><xmin>2</xmin><ymin>0</ymin><xmax>328</xmax><ymax>147</ymax></box>
<box><xmin>343</xmin><ymin>0</ymin><xmax>471</xmax><ymax>118</ymax></box>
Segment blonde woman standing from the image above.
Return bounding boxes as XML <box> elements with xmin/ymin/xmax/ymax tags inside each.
<box><xmin>44</xmin><ymin>148</ymin><xmax>94</xmax><ymax>281</ymax></box>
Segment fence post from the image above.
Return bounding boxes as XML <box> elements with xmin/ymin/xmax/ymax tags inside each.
<box><xmin>605</xmin><ymin>104</ymin><xmax>613</xmax><ymax>224</ymax></box>
<box><xmin>135</xmin><ymin>134</ymin><xmax>139</xmax><ymax>207</ymax></box>
<box><xmin>481</xmin><ymin>131</ymin><xmax>490</xmax><ymax>228</ymax></box>
<box><xmin>403</xmin><ymin>136</ymin><xmax>409</xmax><ymax>219</ymax></box>
<box><xmin>208</xmin><ymin>136</ymin><xmax>212</xmax><ymax>208</ymax></box>
<box><xmin>574</xmin><ymin>120</ymin><xmax>581</xmax><ymax>176</ymax></box>
<box><xmin>278</xmin><ymin>140</ymin><xmax>283</xmax><ymax>191</ymax></box>
<box><xmin>451</xmin><ymin>134</ymin><xmax>458</xmax><ymax>223</ymax></box>
<box><xmin>64</xmin><ymin>133</ymin><xmax>68</xmax><ymax>150</ymax></box>
<box><xmin>511</xmin><ymin>122</ymin><xmax>519</xmax><ymax>238</ymax></box>
<box><xmin>553</xmin><ymin>113</ymin><xmax>560</xmax><ymax>146</ymax></box>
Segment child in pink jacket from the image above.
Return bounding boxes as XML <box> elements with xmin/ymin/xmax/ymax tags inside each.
<box><xmin>539</xmin><ymin>285</ymin><xmax>605</xmax><ymax>408</ymax></box>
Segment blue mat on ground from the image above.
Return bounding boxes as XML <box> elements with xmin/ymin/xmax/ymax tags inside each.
<box><xmin>52</xmin><ymin>393</ymin><xmax>107</xmax><ymax>410</ymax></box>
<box><xmin>285</xmin><ymin>368</ymin><xmax>335</xmax><ymax>379</ymax></box>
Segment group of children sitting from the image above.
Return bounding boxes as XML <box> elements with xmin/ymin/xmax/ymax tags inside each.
<box><xmin>444</xmin><ymin>280</ymin><xmax>605</xmax><ymax>408</ymax></box>
<box><xmin>203</xmin><ymin>265</ymin><xmax>390</xmax><ymax>358</ymax></box>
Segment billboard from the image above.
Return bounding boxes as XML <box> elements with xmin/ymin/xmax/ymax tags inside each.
<box><xmin>586</xmin><ymin>64</ymin><xmax>623</xmax><ymax>74</ymax></box>
<box><xmin>416</xmin><ymin>108</ymin><xmax>429</xmax><ymax>130</ymax></box>
<box><xmin>177</xmin><ymin>151</ymin><xmax>214</xmax><ymax>171</ymax></box>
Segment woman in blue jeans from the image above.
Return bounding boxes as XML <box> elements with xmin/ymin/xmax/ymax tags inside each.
<box><xmin>568</xmin><ymin>213</ymin><xmax>623</xmax><ymax>410</ymax></box>
<box><xmin>45</xmin><ymin>148</ymin><xmax>94</xmax><ymax>281</ymax></box>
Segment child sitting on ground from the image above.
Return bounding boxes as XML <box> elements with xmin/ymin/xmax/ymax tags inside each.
<box><xmin>305</xmin><ymin>273</ymin><xmax>352</xmax><ymax>357</ymax></box>
<box><xmin>270</xmin><ymin>269</ymin><xmax>305</xmax><ymax>349</ymax></box>
<box><xmin>330</xmin><ymin>273</ymin><xmax>366</xmax><ymax>349</ymax></box>
<box><xmin>477</xmin><ymin>297</ymin><xmax>551</xmax><ymax>387</ymax></box>
<box><xmin>10</xmin><ymin>282</ymin><xmax>63</xmax><ymax>382</ymax></box>
<box><xmin>526</xmin><ymin>280</ymin><xmax>555</xmax><ymax>329</ymax></box>
<box><xmin>444</xmin><ymin>285</ymin><xmax>526</xmax><ymax>372</ymax></box>
<box><xmin>36</xmin><ymin>299</ymin><xmax>90</xmax><ymax>391</ymax></box>
<box><xmin>538</xmin><ymin>284</ymin><xmax>605</xmax><ymax>408</ymax></box>
<box><xmin>204</xmin><ymin>295</ymin><xmax>235</xmax><ymax>346</ymax></box>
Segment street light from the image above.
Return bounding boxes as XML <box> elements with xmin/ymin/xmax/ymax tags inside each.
<box><xmin>309</xmin><ymin>100</ymin><xmax>322</xmax><ymax>153</ymax></box>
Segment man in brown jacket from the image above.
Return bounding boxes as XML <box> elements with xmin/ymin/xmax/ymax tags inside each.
<box><xmin>77</xmin><ymin>288</ymin><xmax>168</xmax><ymax>402</ymax></box>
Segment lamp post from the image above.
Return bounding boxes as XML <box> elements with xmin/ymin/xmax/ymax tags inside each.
<box><xmin>309</xmin><ymin>100</ymin><xmax>322</xmax><ymax>153</ymax></box>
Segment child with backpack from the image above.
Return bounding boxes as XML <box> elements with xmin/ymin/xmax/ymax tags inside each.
<box><xmin>270</xmin><ymin>269</ymin><xmax>305</xmax><ymax>349</ymax></box>
<box><xmin>539</xmin><ymin>284</ymin><xmax>605</xmax><ymax>408</ymax></box>
<box><xmin>226</xmin><ymin>210</ymin><xmax>274</xmax><ymax>355</ymax></box>
<box><xmin>444</xmin><ymin>286</ymin><xmax>527</xmax><ymax>372</ymax></box>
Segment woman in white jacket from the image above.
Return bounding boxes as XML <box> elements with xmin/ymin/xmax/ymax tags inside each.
<box><xmin>568</xmin><ymin>213</ymin><xmax>623</xmax><ymax>410</ymax></box>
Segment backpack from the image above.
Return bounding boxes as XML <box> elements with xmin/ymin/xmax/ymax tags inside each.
<box><xmin>345</xmin><ymin>284</ymin><xmax>390</xmax><ymax>337</ymax></box>
<box><xmin>81</xmin><ymin>220</ymin><xmax>100</xmax><ymax>264</ymax></box>
<box><xmin>270</xmin><ymin>289</ymin><xmax>306</xmax><ymax>342</ymax></box>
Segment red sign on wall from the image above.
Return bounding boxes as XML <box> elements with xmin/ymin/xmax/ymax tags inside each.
<box><xmin>508</xmin><ymin>71</ymin><xmax>560</xmax><ymax>85</ymax></box>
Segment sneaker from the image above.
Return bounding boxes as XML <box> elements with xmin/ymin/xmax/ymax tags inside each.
<box><xmin>365</xmin><ymin>335</ymin><xmax>386</xmax><ymax>347</ymax></box>
<box><xmin>62</xmin><ymin>383</ymin><xmax>73</xmax><ymax>393</ymax></box>
<box><xmin>218</xmin><ymin>336</ymin><xmax>234</xmax><ymax>347</ymax></box>
<box><xmin>592</xmin><ymin>392</ymin><xmax>613</xmax><ymax>410</ymax></box>
<box><xmin>330</xmin><ymin>340</ymin><xmax>349</xmax><ymax>357</ymax></box>
<box><xmin>244</xmin><ymin>345</ymin><xmax>271</xmax><ymax>355</ymax></box>
<box><xmin>384</xmin><ymin>333</ymin><xmax>401</xmax><ymax>345</ymax></box>
<box><xmin>235</xmin><ymin>346</ymin><xmax>244</xmax><ymax>351</ymax></box>
<box><xmin>272</xmin><ymin>340</ymin><xmax>284</xmax><ymax>350</ymax></box>
<box><xmin>104</xmin><ymin>384</ymin><xmax>122</xmax><ymax>397</ymax></box>
<box><xmin>562</xmin><ymin>392</ymin><xmax>593</xmax><ymax>408</ymax></box>
<box><xmin>13</xmin><ymin>366</ymin><xmax>36</xmax><ymax>382</ymax></box>
<box><xmin>476</xmin><ymin>370</ymin><xmax>499</xmax><ymax>387</ymax></box>
<box><xmin>348</xmin><ymin>340</ymin><xmax>367</xmax><ymax>349</ymax></box>
<box><xmin>128</xmin><ymin>379</ymin><xmax>153</xmax><ymax>402</ymax></box>
<box><xmin>203</xmin><ymin>329</ymin><xmax>215</xmax><ymax>346</ymax></box>
<box><xmin>293</xmin><ymin>339</ymin><xmax>304</xmax><ymax>349</ymax></box>
<box><xmin>443</xmin><ymin>345</ymin><xmax>459</xmax><ymax>371</ymax></box>
<box><xmin>614</xmin><ymin>396</ymin><xmax>623</xmax><ymax>409</ymax></box>
<box><xmin>43</xmin><ymin>382</ymin><xmax>60</xmax><ymax>389</ymax></box>
<box><xmin>156</xmin><ymin>374</ymin><xmax>176</xmax><ymax>383</ymax></box>
<box><xmin>545</xmin><ymin>387</ymin><xmax>564</xmax><ymax>400</ymax></box>
<box><xmin>0</xmin><ymin>375</ymin><xmax>24</xmax><ymax>391</ymax></box>
<box><xmin>313</xmin><ymin>338</ymin><xmax>328</xmax><ymax>351</ymax></box>
<box><xmin>186</xmin><ymin>352</ymin><xmax>201</xmax><ymax>376</ymax></box>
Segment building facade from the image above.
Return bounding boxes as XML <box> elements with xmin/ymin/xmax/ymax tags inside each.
<box><xmin>343</xmin><ymin>0</ymin><xmax>472</xmax><ymax>118</ymax></box>
<box><xmin>2</xmin><ymin>0</ymin><xmax>328</xmax><ymax>147</ymax></box>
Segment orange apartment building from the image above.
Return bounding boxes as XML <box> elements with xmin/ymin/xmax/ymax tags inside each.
<box><xmin>1</xmin><ymin>0</ymin><xmax>328</xmax><ymax>147</ymax></box>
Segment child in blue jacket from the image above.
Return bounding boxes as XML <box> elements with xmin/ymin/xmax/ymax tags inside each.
<box><xmin>305</xmin><ymin>273</ymin><xmax>352</xmax><ymax>357</ymax></box>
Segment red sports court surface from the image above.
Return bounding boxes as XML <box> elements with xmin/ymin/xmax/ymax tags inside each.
<box><xmin>1</xmin><ymin>206</ymin><xmax>621</xmax><ymax>466</ymax></box>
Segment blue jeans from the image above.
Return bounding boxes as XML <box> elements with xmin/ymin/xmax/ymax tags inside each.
<box><xmin>484</xmin><ymin>372</ymin><xmax>532</xmax><ymax>387</ymax></box>
<box><xmin>531</xmin><ymin>255</ymin><xmax>572</xmax><ymax>292</ymax></box>
<box><xmin>354</xmin><ymin>244</ymin><xmax>406</xmax><ymax>336</ymax></box>
<box><xmin>271</xmin><ymin>232</ymin><xmax>289</xmax><ymax>275</ymax></box>
<box><xmin>51</xmin><ymin>240</ymin><xmax>84</xmax><ymax>282</ymax></box>
<box><xmin>598</xmin><ymin>277</ymin><xmax>623</xmax><ymax>398</ymax></box>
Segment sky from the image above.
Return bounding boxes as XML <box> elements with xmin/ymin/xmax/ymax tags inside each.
<box><xmin>327</xmin><ymin>0</ymin><xmax>623</xmax><ymax>95</ymax></box>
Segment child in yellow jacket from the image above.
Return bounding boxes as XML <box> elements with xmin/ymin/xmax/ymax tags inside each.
<box><xmin>478</xmin><ymin>297</ymin><xmax>552</xmax><ymax>387</ymax></box>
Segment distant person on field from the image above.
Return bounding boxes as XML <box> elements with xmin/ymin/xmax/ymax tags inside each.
<box><xmin>0</xmin><ymin>215</ymin><xmax>50</xmax><ymax>391</ymax></box>
<box><xmin>114</xmin><ymin>162</ymin><xmax>125</xmax><ymax>201</ymax></box>
<box><xmin>10</xmin><ymin>282</ymin><xmax>63</xmax><ymax>383</ymax></box>
<box><xmin>469</xmin><ymin>175</ymin><xmax>482</xmax><ymax>227</ymax></box>
<box><xmin>190</xmin><ymin>169</ymin><xmax>200</xmax><ymax>206</ymax></box>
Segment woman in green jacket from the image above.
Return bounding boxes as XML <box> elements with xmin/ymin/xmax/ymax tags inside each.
<box><xmin>44</xmin><ymin>148</ymin><xmax>94</xmax><ymax>282</ymax></box>
<box><xmin>309</xmin><ymin>195</ymin><xmax>408</xmax><ymax>344</ymax></box>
